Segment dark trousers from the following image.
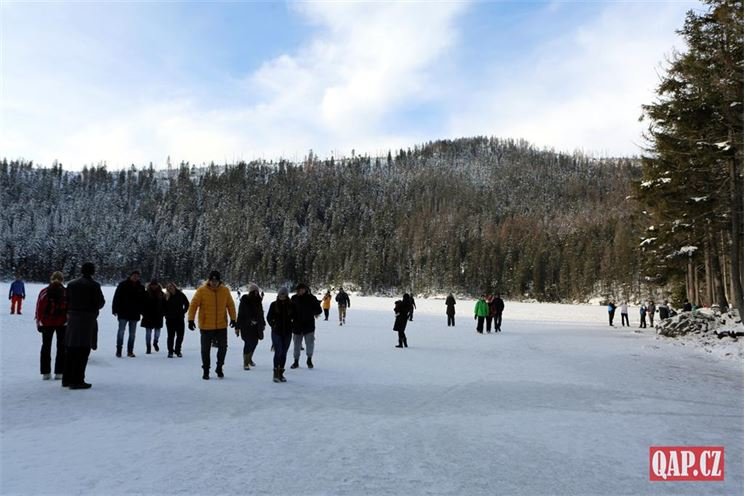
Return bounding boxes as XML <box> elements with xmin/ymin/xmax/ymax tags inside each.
<box><xmin>486</xmin><ymin>316</ymin><xmax>493</xmax><ymax>332</ymax></box>
<box><xmin>242</xmin><ymin>334</ymin><xmax>259</xmax><ymax>355</ymax></box>
<box><xmin>621</xmin><ymin>313</ymin><xmax>629</xmax><ymax>326</ymax></box>
<box><xmin>639</xmin><ymin>316</ymin><xmax>647</xmax><ymax>328</ymax></box>
<box><xmin>409</xmin><ymin>309</ymin><xmax>414</xmax><ymax>321</ymax></box>
<box><xmin>323</xmin><ymin>308</ymin><xmax>329</xmax><ymax>320</ymax></box>
<box><xmin>476</xmin><ymin>316</ymin><xmax>485</xmax><ymax>333</ymax></box>
<box><xmin>166</xmin><ymin>318</ymin><xmax>185</xmax><ymax>354</ymax></box>
<box><xmin>40</xmin><ymin>326</ymin><xmax>66</xmax><ymax>375</ymax></box>
<box><xmin>63</xmin><ymin>346</ymin><xmax>91</xmax><ymax>385</ymax></box>
<box><xmin>495</xmin><ymin>312</ymin><xmax>502</xmax><ymax>330</ymax></box>
<box><xmin>608</xmin><ymin>311</ymin><xmax>616</xmax><ymax>326</ymax></box>
<box><xmin>271</xmin><ymin>332</ymin><xmax>292</xmax><ymax>368</ymax></box>
<box><xmin>648</xmin><ymin>314</ymin><xmax>654</xmax><ymax>327</ymax></box>
<box><xmin>447</xmin><ymin>315</ymin><xmax>455</xmax><ymax>326</ymax></box>
<box><xmin>397</xmin><ymin>330</ymin><xmax>408</xmax><ymax>346</ymax></box>
<box><xmin>200</xmin><ymin>329</ymin><xmax>227</xmax><ymax>371</ymax></box>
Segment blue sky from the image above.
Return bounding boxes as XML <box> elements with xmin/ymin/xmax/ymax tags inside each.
<box><xmin>1</xmin><ymin>0</ymin><xmax>699</xmax><ymax>169</ymax></box>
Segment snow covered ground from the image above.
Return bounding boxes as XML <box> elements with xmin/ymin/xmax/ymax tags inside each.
<box><xmin>1</xmin><ymin>284</ymin><xmax>742</xmax><ymax>495</ymax></box>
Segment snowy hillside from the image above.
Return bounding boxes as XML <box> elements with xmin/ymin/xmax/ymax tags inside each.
<box><xmin>1</xmin><ymin>284</ymin><xmax>742</xmax><ymax>495</ymax></box>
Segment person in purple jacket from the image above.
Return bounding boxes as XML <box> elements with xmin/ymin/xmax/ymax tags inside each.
<box><xmin>9</xmin><ymin>275</ymin><xmax>26</xmax><ymax>315</ymax></box>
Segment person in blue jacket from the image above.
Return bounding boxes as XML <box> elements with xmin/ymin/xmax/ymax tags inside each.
<box><xmin>9</xmin><ymin>275</ymin><xmax>26</xmax><ymax>315</ymax></box>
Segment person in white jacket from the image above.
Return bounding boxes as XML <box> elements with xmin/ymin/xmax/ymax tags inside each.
<box><xmin>619</xmin><ymin>302</ymin><xmax>629</xmax><ymax>327</ymax></box>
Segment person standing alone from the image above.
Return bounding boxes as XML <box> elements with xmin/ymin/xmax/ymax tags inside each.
<box><xmin>63</xmin><ymin>262</ymin><xmax>105</xmax><ymax>390</ymax></box>
<box><xmin>112</xmin><ymin>270</ymin><xmax>145</xmax><ymax>357</ymax></box>
<box><xmin>446</xmin><ymin>293</ymin><xmax>456</xmax><ymax>327</ymax></box>
<box><xmin>393</xmin><ymin>294</ymin><xmax>413</xmax><ymax>347</ymax></box>
<box><xmin>9</xmin><ymin>275</ymin><xmax>25</xmax><ymax>315</ymax></box>
<box><xmin>335</xmin><ymin>287</ymin><xmax>350</xmax><ymax>326</ymax></box>
<box><xmin>188</xmin><ymin>271</ymin><xmax>236</xmax><ymax>380</ymax></box>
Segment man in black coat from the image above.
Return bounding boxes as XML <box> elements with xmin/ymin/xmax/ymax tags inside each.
<box><xmin>290</xmin><ymin>283</ymin><xmax>322</xmax><ymax>369</ymax></box>
<box><xmin>63</xmin><ymin>262</ymin><xmax>105</xmax><ymax>389</ymax></box>
<box><xmin>112</xmin><ymin>270</ymin><xmax>145</xmax><ymax>357</ymax></box>
<box><xmin>335</xmin><ymin>287</ymin><xmax>351</xmax><ymax>326</ymax></box>
<box><xmin>494</xmin><ymin>293</ymin><xmax>505</xmax><ymax>332</ymax></box>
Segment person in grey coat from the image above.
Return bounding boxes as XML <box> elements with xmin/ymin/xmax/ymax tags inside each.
<box><xmin>63</xmin><ymin>262</ymin><xmax>105</xmax><ymax>390</ymax></box>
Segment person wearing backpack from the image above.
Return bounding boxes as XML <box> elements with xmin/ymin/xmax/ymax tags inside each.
<box><xmin>335</xmin><ymin>287</ymin><xmax>350</xmax><ymax>326</ymax></box>
<box><xmin>35</xmin><ymin>271</ymin><xmax>68</xmax><ymax>380</ymax></box>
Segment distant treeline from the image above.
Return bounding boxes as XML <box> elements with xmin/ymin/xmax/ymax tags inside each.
<box><xmin>1</xmin><ymin>137</ymin><xmax>641</xmax><ymax>300</ymax></box>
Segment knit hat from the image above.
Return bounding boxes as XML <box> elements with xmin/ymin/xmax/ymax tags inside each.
<box><xmin>130</xmin><ymin>270</ymin><xmax>141</xmax><ymax>277</ymax></box>
<box><xmin>50</xmin><ymin>271</ymin><xmax>64</xmax><ymax>283</ymax></box>
<box><xmin>277</xmin><ymin>287</ymin><xmax>289</xmax><ymax>298</ymax></box>
<box><xmin>209</xmin><ymin>270</ymin><xmax>221</xmax><ymax>281</ymax></box>
<box><xmin>248</xmin><ymin>283</ymin><xmax>260</xmax><ymax>294</ymax></box>
<box><xmin>295</xmin><ymin>283</ymin><xmax>309</xmax><ymax>292</ymax></box>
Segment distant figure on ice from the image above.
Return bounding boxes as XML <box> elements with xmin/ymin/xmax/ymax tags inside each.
<box><xmin>321</xmin><ymin>290</ymin><xmax>332</xmax><ymax>321</ymax></box>
<box><xmin>619</xmin><ymin>301</ymin><xmax>629</xmax><ymax>327</ymax></box>
<box><xmin>164</xmin><ymin>282</ymin><xmax>189</xmax><ymax>358</ymax></box>
<box><xmin>35</xmin><ymin>271</ymin><xmax>67</xmax><ymax>380</ymax></box>
<box><xmin>188</xmin><ymin>270</ymin><xmax>237</xmax><ymax>380</ymax></box>
<box><xmin>236</xmin><ymin>283</ymin><xmax>265</xmax><ymax>371</ymax></box>
<box><xmin>658</xmin><ymin>300</ymin><xmax>670</xmax><ymax>320</ymax></box>
<box><xmin>267</xmin><ymin>287</ymin><xmax>293</xmax><ymax>383</ymax></box>
<box><xmin>63</xmin><ymin>262</ymin><xmax>105</xmax><ymax>390</ymax></box>
<box><xmin>646</xmin><ymin>301</ymin><xmax>656</xmax><ymax>327</ymax></box>
<box><xmin>112</xmin><ymin>270</ymin><xmax>145</xmax><ymax>358</ymax></box>
<box><xmin>290</xmin><ymin>283</ymin><xmax>322</xmax><ymax>369</ymax></box>
<box><xmin>394</xmin><ymin>293</ymin><xmax>413</xmax><ymax>348</ymax></box>
<box><xmin>9</xmin><ymin>275</ymin><xmax>25</xmax><ymax>315</ymax></box>
<box><xmin>485</xmin><ymin>294</ymin><xmax>495</xmax><ymax>332</ymax></box>
<box><xmin>445</xmin><ymin>293</ymin><xmax>456</xmax><ymax>327</ymax></box>
<box><xmin>682</xmin><ymin>299</ymin><xmax>692</xmax><ymax>312</ymax></box>
<box><xmin>474</xmin><ymin>294</ymin><xmax>488</xmax><ymax>334</ymax></box>
<box><xmin>141</xmin><ymin>280</ymin><xmax>165</xmax><ymax>354</ymax></box>
<box><xmin>639</xmin><ymin>304</ymin><xmax>647</xmax><ymax>328</ymax></box>
<box><xmin>336</xmin><ymin>287</ymin><xmax>351</xmax><ymax>325</ymax></box>
<box><xmin>409</xmin><ymin>295</ymin><xmax>416</xmax><ymax>321</ymax></box>
<box><xmin>607</xmin><ymin>301</ymin><xmax>616</xmax><ymax>326</ymax></box>
<box><xmin>493</xmin><ymin>293</ymin><xmax>504</xmax><ymax>332</ymax></box>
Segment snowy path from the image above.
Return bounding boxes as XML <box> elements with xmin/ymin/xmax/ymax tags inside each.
<box><xmin>1</xmin><ymin>285</ymin><xmax>742</xmax><ymax>495</ymax></box>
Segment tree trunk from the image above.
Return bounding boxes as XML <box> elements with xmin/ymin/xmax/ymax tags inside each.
<box><xmin>729</xmin><ymin>148</ymin><xmax>744</xmax><ymax>319</ymax></box>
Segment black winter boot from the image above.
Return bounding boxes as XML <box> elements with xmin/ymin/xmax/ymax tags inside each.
<box><xmin>273</xmin><ymin>368</ymin><xmax>280</xmax><ymax>383</ymax></box>
<box><xmin>202</xmin><ymin>369</ymin><xmax>209</xmax><ymax>380</ymax></box>
<box><xmin>290</xmin><ymin>360</ymin><xmax>299</xmax><ymax>369</ymax></box>
<box><xmin>216</xmin><ymin>366</ymin><xmax>224</xmax><ymax>379</ymax></box>
<box><xmin>307</xmin><ymin>357</ymin><xmax>313</xmax><ymax>369</ymax></box>
<box><xmin>279</xmin><ymin>368</ymin><xmax>287</xmax><ymax>382</ymax></box>
<box><xmin>116</xmin><ymin>347</ymin><xmax>122</xmax><ymax>358</ymax></box>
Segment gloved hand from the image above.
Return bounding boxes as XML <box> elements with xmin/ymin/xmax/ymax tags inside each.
<box><xmin>37</xmin><ymin>325</ymin><xmax>43</xmax><ymax>333</ymax></box>
<box><xmin>229</xmin><ymin>320</ymin><xmax>237</xmax><ymax>328</ymax></box>
<box><xmin>188</xmin><ymin>320</ymin><xmax>196</xmax><ymax>331</ymax></box>
<box><xmin>234</xmin><ymin>329</ymin><xmax>240</xmax><ymax>337</ymax></box>
<box><xmin>474</xmin><ymin>315</ymin><xmax>477</xmax><ymax>320</ymax></box>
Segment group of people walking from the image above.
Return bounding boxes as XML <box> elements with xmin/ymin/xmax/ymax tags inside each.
<box><xmin>23</xmin><ymin>265</ymin><xmax>511</xmax><ymax>388</ymax></box>
<box><xmin>25</xmin><ymin>266</ymin><xmax>360</xmax><ymax>387</ymax></box>
<box><xmin>607</xmin><ymin>299</ymin><xmax>692</xmax><ymax>327</ymax></box>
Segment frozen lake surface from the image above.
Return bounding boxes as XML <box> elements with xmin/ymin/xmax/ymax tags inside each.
<box><xmin>1</xmin><ymin>284</ymin><xmax>742</xmax><ymax>495</ymax></box>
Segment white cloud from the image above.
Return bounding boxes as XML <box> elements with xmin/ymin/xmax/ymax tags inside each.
<box><xmin>1</xmin><ymin>2</ymin><xmax>466</xmax><ymax>169</ymax></box>
<box><xmin>447</xmin><ymin>1</ymin><xmax>698</xmax><ymax>156</ymax></box>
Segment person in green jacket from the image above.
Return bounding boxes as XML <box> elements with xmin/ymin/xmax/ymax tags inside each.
<box><xmin>474</xmin><ymin>294</ymin><xmax>489</xmax><ymax>334</ymax></box>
